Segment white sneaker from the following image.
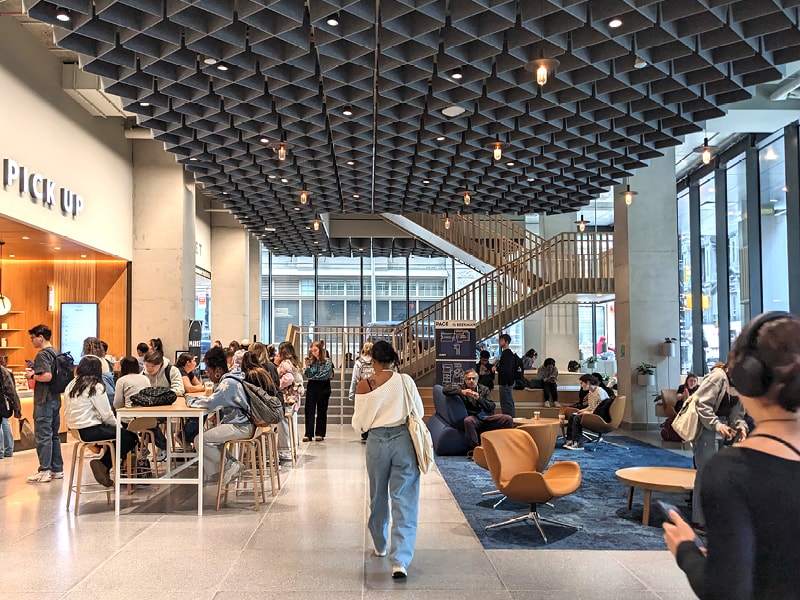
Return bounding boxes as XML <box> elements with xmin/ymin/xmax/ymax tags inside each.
<box><xmin>51</xmin><ymin>471</ymin><xmax>64</xmax><ymax>479</ymax></box>
<box><xmin>221</xmin><ymin>461</ymin><xmax>242</xmax><ymax>486</ymax></box>
<box><xmin>392</xmin><ymin>565</ymin><xmax>407</xmax><ymax>579</ymax></box>
<box><xmin>156</xmin><ymin>450</ymin><xmax>167</xmax><ymax>462</ymax></box>
<box><xmin>27</xmin><ymin>471</ymin><xmax>52</xmax><ymax>483</ymax></box>
<box><xmin>373</xmin><ymin>546</ymin><xmax>387</xmax><ymax>557</ymax></box>
<box><xmin>278</xmin><ymin>452</ymin><xmax>292</xmax><ymax>463</ymax></box>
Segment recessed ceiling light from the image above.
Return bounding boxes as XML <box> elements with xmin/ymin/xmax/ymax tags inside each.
<box><xmin>265</xmin><ymin>227</ymin><xmax>276</xmax><ymax>232</ymax></box>
<box><xmin>422</xmin><ymin>179</ymin><xmax>430</xmax><ymax>184</ymax></box>
<box><xmin>506</xmin><ymin>161</ymin><xmax>515</xmax><ymax>167</ymax></box>
<box><xmin>450</xmin><ymin>69</ymin><xmax>463</xmax><ymax>80</ymax></box>
<box><xmin>527</xmin><ymin>177</ymin><xmax>536</xmax><ymax>182</ymax></box>
<box><xmin>353</xmin><ymin>194</ymin><xmax>360</xmax><ymax>199</ymax></box>
<box><xmin>281</xmin><ymin>178</ymin><xmax>289</xmax><ymax>183</ymax></box>
<box><xmin>203</xmin><ymin>57</ymin><xmax>218</xmax><ymax>65</ymax></box>
<box><xmin>314</xmin><ymin>241</ymin><xmax>319</xmax><ymax>244</ymax></box>
<box><xmin>55</xmin><ymin>7</ymin><xmax>70</xmax><ymax>22</ymax></box>
<box><xmin>216</xmin><ymin>63</ymin><xmax>229</xmax><ymax>71</ymax></box>
<box><xmin>139</xmin><ymin>101</ymin><xmax>150</xmax><ymax>107</ymax></box>
<box><xmin>8</xmin><ymin>254</ymin><xmax>14</xmax><ymax>258</ymax></box>
<box><xmin>80</xmin><ymin>254</ymin><xmax>87</xmax><ymax>258</ymax></box>
<box><xmin>342</xmin><ymin>105</ymin><xmax>353</xmax><ymax>116</ymax></box>
<box><xmin>441</xmin><ymin>105</ymin><xmax>466</xmax><ymax>118</ymax></box>
<box><xmin>189</xmin><ymin>158</ymin><xmax>197</xmax><ymax>161</ymax></box>
<box><xmin>609</xmin><ymin>18</ymin><xmax>623</xmax><ymax>28</ymax></box>
<box><xmin>268</xmin><ymin>175</ymin><xmax>276</xmax><ymax>179</ymax></box>
<box><xmin>54</xmin><ymin>247</ymin><xmax>61</xmax><ymax>250</ymax></box>
<box><xmin>347</xmin><ymin>160</ymin><xmax>355</xmax><ymax>166</ymax></box>
<box><xmin>259</xmin><ymin>137</ymin><xmax>269</xmax><ymax>144</ymax></box>
<box><xmin>326</xmin><ymin>13</ymin><xmax>340</xmax><ymax>27</ymax></box>
<box><xmin>436</xmin><ymin>136</ymin><xmax>446</xmax><ymax>141</ymax></box>
<box><xmin>294</xmin><ymin>207</ymin><xmax>301</xmax><ymax>211</ymax></box>
<box><xmin>305</xmin><ymin>226</ymin><xmax>311</xmax><ymax>230</ymax></box>
<box><xmin>21</xmin><ymin>236</ymin><xmax>29</xmax><ymax>240</ymax></box>
<box><xmin>222</xmin><ymin>192</ymin><xmax>228</xmax><ymax>195</ymax></box>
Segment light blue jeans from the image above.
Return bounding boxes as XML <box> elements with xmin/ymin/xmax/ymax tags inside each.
<box><xmin>366</xmin><ymin>424</ymin><xmax>421</xmax><ymax>570</ymax></box>
<box><xmin>1</xmin><ymin>417</ymin><xmax>13</xmax><ymax>456</ymax></box>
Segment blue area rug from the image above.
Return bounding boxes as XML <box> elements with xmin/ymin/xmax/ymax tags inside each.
<box><xmin>436</xmin><ymin>436</ymin><xmax>694</xmax><ymax>550</ymax></box>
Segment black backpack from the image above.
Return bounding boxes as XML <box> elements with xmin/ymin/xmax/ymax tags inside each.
<box><xmin>0</xmin><ymin>389</ymin><xmax>12</xmax><ymax>419</ymax></box>
<box><xmin>241</xmin><ymin>380</ymin><xmax>284</xmax><ymax>427</ymax></box>
<box><xmin>47</xmin><ymin>349</ymin><xmax>75</xmax><ymax>394</ymax></box>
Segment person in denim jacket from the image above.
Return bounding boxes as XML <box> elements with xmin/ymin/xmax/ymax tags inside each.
<box><xmin>186</xmin><ymin>346</ymin><xmax>254</xmax><ymax>485</ymax></box>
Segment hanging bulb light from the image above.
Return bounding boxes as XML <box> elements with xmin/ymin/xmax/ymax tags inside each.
<box><xmin>536</xmin><ymin>63</ymin><xmax>549</xmax><ymax>86</ymax></box>
<box><xmin>313</xmin><ymin>216</ymin><xmax>320</xmax><ymax>231</ymax></box>
<box><xmin>493</xmin><ymin>142</ymin><xmax>502</xmax><ymax>161</ymax></box>
<box><xmin>701</xmin><ymin>138</ymin><xmax>712</xmax><ymax>165</ymax></box>
<box><xmin>464</xmin><ymin>190</ymin><xmax>471</xmax><ymax>205</ymax></box>
<box><xmin>277</xmin><ymin>142</ymin><xmax>287</xmax><ymax>161</ymax></box>
<box><xmin>300</xmin><ymin>190</ymin><xmax>308</xmax><ymax>205</ymax></box>
<box><xmin>444</xmin><ymin>214</ymin><xmax>451</xmax><ymax>230</ymax></box>
<box><xmin>574</xmin><ymin>213</ymin><xmax>590</xmax><ymax>233</ymax></box>
<box><xmin>619</xmin><ymin>183</ymin><xmax>638</xmax><ymax>206</ymax></box>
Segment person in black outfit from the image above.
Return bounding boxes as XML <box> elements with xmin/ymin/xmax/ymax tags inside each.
<box><xmin>442</xmin><ymin>370</ymin><xmax>513</xmax><ymax>456</ymax></box>
<box><xmin>675</xmin><ymin>372</ymin><xmax>699</xmax><ymax>414</ymax></box>
<box><xmin>475</xmin><ymin>350</ymin><xmax>495</xmax><ymax>390</ymax></box>
<box><xmin>663</xmin><ymin>312</ymin><xmax>800</xmax><ymax>599</ymax></box>
<box><xmin>495</xmin><ymin>334</ymin><xmax>517</xmax><ymax>417</ymax></box>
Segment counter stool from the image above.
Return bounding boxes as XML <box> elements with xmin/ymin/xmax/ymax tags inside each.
<box><xmin>215</xmin><ymin>427</ymin><xmax>265</xmax><ymax>511</ymax></box>
<box><xmin>260</xmin><ymin>424</ymin><xmax>282</xmax><ymax>495</ymax></box>
<box><xmin>126</xmin><ymin>417</ymin><xmax>160</xmax><ymax>478</ymax></box>
<box><xmin>284</xmin><ymin>409</ymin><xmax>298</xmax><ymax>467</ymax></box>
<box><xmin>66</xmin><ymin>431</ymin><xmax>117</xmax><ymax>516</ymax></box>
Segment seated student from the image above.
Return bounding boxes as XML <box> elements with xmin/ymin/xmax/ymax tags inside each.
<box><xmin>113</xmin><ymin>356</ymin><xmax>150</xmax><ymax>415</ymax></box>
<box><xmin>82</xmin><ymin>337</ymin><xmax>116</xmax><ymax>406</ymax></box>
<box><xmin>142</xmin><ymin>350</ymin><xmax>185</xmax><ymax>459</ymax></box>
<box><xmin>522</xmin><ymin>348</ymin><xmax>538</xmax><ymax>371</ymax></box>
<box><xmin>176</xmin><ymin>352</ymin><xmax>204</xmax><ymax>394</ymax></box>
<box><xmin>538</xmin><ymin>358</ymin><xmax>559</xmax><ymax>408</ymax></box>
<box><xmin>64</xmin><ymin>356</ymin><xmax>137</xmax><ymax>487</ymax></box>
<box><xmin>475</xmin><ymin>350</ymin><xmax>495</xmax><ymax>390</ymax></box>
<box><xmin>148</xmin><ymin>338</ymin><xmax>168</xmax><ymax>364</ymax></box>
<box><xmin>135</xmin><ymin>342</ymin><xmax>149</xmax><ymax>371</ymax></box>
<box><xmin>564</xmin><ymin>374</ymin><xmax>610</xmax><ymax>451</ymax></box>
<box><xmin>591</xmin><ymin>372</ymin><xmax>616</xmax><ymax>400</ymax></box>
<box><xmin>186</xmin><ymin>346</ymin><xmax>253</xmax><ymax>484</ymax></box>
<box><xmin>443</xmin><ymin>369</ymin><xmax>514</xmax><ymax>457</ymax></box>
<box><xmin>675</xmin><ymin>372</ymin><xmax>700</xmax><ymax>414</ymax></box>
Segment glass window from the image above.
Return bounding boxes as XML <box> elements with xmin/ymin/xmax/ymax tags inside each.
<box><xmin>317</xmin><ymin>300</ymin><xmax>344</xmax><ymax>327</ymax></box>
<box><xmin>726</xmin><ymin>155</ymin><xmax>748</xmax><ymax>342</ymax></box>
<box><xmin>391</xmin><ymin>301</ymin><xmax>409</xmax><ymax>321</ymax></box>
<box><xmin>699</xmin><ymin>175</ymin><xmax>719</xmax><ymax>373</ymax></box>
<box><xmin>346</xmin><ymin>300</ymin><xmax>362</xmax><ymax>326</ymax></box>
<box><xmin>274</xmin><ymin>300</ymin><xmax>299</xmax><ymax>344</ymax></box>
<box><xmin>376</xmin><ymin>301</ymin><xmax>390</xmax><ymax>321</ymax></box>
<box><xmin>677</xmin><ymin>190</ymin><xmax>693</xmax><ymax>374</ymax></box>
<box><xmin>375</xmin><ymin>281</ymin><xmax>390</xmax><ymax>296</ymax></box>
<box><xmin>299</xmin><ymin>280</ymin><xmax>314</xmax><ymax>295</ymax></box>
<box><xmin>390</xmin><ymin>280</ymin><xmax>406</xmax><ymax>296</ymax></box>
<box><xmin>759</xmin><ymin>138</ymin><xmax>789</xmax><ymax>311</ymax></box>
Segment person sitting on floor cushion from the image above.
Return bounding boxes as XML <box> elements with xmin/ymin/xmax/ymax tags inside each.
<box><xmin>443</xmin><ymin>369</ymin><xmax>514</xmax><ymax>457</ymax></box>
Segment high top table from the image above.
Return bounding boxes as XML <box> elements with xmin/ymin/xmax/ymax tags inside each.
<box><xmin>115</xmin><ymin>400</ymin><xmax>208</xmax><ymax>516</ymax></box>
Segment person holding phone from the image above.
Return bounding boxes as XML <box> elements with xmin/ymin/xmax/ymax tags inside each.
<box><xmin>663</xmin><ymin>312</ymin><xmax>800</xmax><ymax>599</ymax></box>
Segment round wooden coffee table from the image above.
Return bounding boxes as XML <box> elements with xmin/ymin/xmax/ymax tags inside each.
<box><xmin>615</xmin><ymin>466</ymin><xmax>696</xmax><ymax>525</ymax></box>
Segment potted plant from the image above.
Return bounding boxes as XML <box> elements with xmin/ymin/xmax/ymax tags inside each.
<box><xmin>662</xmin><ymin>337</ymin><xmax>677</xmax><ymax>357</ymax></box>
<box><xmin>582</xmin><ymin>356</ymin><xmax>597</xmax><ymax>373</ymax></box>
<box><xmin>636</xmin><ymin>362</ymin><xmax>656</xmax><ymax>386</ymax></box>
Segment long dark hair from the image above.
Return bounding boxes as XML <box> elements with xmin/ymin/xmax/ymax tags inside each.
<box><xmin>370</xmin><ymin>340</ymin><xmax>399</xmax><ymax>367</ymax></box>
<box><xmin>241</xmin><ymin>351</ymin><xmax>276</xmax><ymax>393</ymax></box>
<box><xmin>69</xmin><ymin>356</ymin><xmax>105</xmax><ymax>398</ymax></box>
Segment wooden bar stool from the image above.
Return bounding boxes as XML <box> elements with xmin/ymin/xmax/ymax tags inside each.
<box><xmin>66</xmin><ymin>431</ymin><xmax>116</xmax><ymax>516</ymax></box>
<box><xmin>284</xmin><ymin>409</ymin><xmax>298</xmax><ymax>467</ymax></box>
<box><xmin>215</xmin><ymin>427</ymin><xmax>265</xmax><ymax>511</ymax></box>
<box><xmin>126</xmin><ymin>417</ymin><xmax>160</xmax><ymax>478</ymax></box>
<box><xmin>260</xmin><ymin>424</ymin><xmax>282</xmax><ymax>495</ymax></box>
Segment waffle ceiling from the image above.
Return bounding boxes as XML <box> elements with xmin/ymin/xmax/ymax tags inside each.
<box><xmin>24</xmin><ymin>0</ymin><xmax>800</xmax><ymax>256</ymax></box>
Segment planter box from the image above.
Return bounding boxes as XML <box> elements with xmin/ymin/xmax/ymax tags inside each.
<box><xmin>637</xmin><ymin>373</ymin><xmax>656</xmax><ymax>386</ymax></box>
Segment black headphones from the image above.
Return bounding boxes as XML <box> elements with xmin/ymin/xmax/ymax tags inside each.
<box><xmin>729</xmin><ymin>311</ymin><xmax>795</xmax><ymax>397</ymax></box>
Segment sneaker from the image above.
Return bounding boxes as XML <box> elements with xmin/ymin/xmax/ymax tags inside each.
<box><xmin>566</xmin><ymin>443</ymin><xmax>584</xmax><ymax>451</ymax></box>
<box><xmin>466</xmin><ymin>449</ymin><xmax>474</xmax><ymax>460</ymax></box>
<box><xmin>373</xmin><ymin>546</ymin><xmax>387</xmax><ymax>557</ymax></box>
<box><xmin>156</xmin><ymin>450</ymin><xmax>167</xmax><ymax>462</ymax></box>
<box><xmin>314</xmin><ymin>436</ymin><xmax>324</xmax><ymax>441</ymax></box>
<box><xmin>563</xmin><ymin>441</ymin><xmax>573</xmax><ymax>448</ymax></box>
<box><xmin>392</xmin><ymin>565</ymin><xmax>407</xmax><ymax>579</ymax></box>
<box><xmin>278</xmin><ymin>452</ymin><xmax>292</xmax><ymax>463</ymax></box>
<box><xmin>221</xmin><ymin>461</ymin><xmax>243</xmax><ymax>486</ymax></box>
<box><xmin>27</xmin><ymin>470</ymin><xmax>52</xmax><ymax>483</ymax></box>
<box><xmin>90</xmin><ymin>460</ymin><xmax>114</xmax><ymax>487</ymax></box>
<box><xmin>302</xmin><ymin>436</ymin><xmax>311</xmax><ymax>442</ymax></box>
<box><xmin>51</xmin><ymin>471</ymin><xmax>64</xmax><ymax>479</ymax></box>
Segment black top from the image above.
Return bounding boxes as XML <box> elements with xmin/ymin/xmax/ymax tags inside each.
<box><xmin>496</xmin><ymin>348</ymin><xmax>516</xmax><ymax>386</ymax></box>
<box><xmin>475</xmin><ymin>360</ymin><xmax>494</xmax><ymax>389</ymax></box>
<box><xmin>32</xmin><ymin>347</ymin><xmax>59</xmax><ymax>405</ymax></box>
<box><xmin>677</xmin><ymin>383</ymin><xmax>699</xmax><ymax>397</ymax></box>
<box><xmin>676</xmin><ymin>447</ymin><xmax>800</xmax><ymax>599</ymax></box>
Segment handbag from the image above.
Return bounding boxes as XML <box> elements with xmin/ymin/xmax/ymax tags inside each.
<box><xmin>242</xmin><ymin>381</ymin><xmax>284</xmax><ymax>426</ymax></box>
<box><xmin>400</xmin><ymin>374</ymin><xmax>435</xmax><ymax>474</ymax></box>
<box><xmin>18</xmin><ymin>417</ymin><xmax>35</xmax><ymax>450</ymax></box>
<box><xmin>130</xmin><ymin>387</ymin><xmax>177</xmax><ymax>407</ymax></box>
<box><xmin>671</xmin><ymin>394</ymin><xmax>700</xmax><ymax>441</ymax></box>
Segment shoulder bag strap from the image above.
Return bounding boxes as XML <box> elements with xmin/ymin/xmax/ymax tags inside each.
<box><xmin>400</xmin><ymin>374</ymin><xmax>414</xmax><ymax>418</ymax></box>
<box><xmin>748</xmin><ymin>433</ymin><xmax>800</xmax><ymax>458</ymax></box>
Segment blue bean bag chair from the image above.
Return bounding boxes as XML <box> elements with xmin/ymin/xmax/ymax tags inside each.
<box><xmin>427</xmin><ymin>384</ymin><xmax>469</xmax><ymax>456</ymax></box>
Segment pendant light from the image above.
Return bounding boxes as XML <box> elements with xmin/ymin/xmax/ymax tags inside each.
<box><xmin>277</xmin><ymin>142</ymin><xmax>287</xmax><ymax>161</ymax></box>
<box><xmin>574</xmin><ymin>214</ymin><xmax>590</xmax><ymax>233</ymax></box>
<box><xmin>463</xmin><ymin>190</ymin><xmax>471</xmax><ymax>205</ymax></box>
<box><xmin>485</xmin><ymin>140</ymin><xmax>507</xmax><ymax>161</ymax></box>
<box><xmin>300</xmin><ymin>190</ymin><xmax>309</xmax><ymax>205</ymax></box>
<box><xmin>701</xmin><ymin>139</ymin><xmax>712</xmax><ymax>165</ymax></box>
<box><xmin>618</xmin><ymin>181</ymin><xmax>638</xmax><ymax>206</ymax></box>
<box><xmin>444</xmin><ymin>213</ymin><xmax>451</xmax><ymax>230</ymax></box>
<box><xmin>523</xmin><ymin>0</ymin><xmax>560</xmax><ymax>87</ymax></box>
<box><xmin>0</xmin><ymin>242</ymin><xmax>11</xmax><ymax>316</ymax></box>
<box><xmin>313</xmin><ymin>216</ymin><xmax>320</xmax><ymax>231</ymax></box>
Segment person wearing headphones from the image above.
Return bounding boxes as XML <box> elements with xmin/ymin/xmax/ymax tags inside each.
<box><xmin>663</xmin><ymin>312</ymin><xmax>800</xmax><ymax>598</ymax></box>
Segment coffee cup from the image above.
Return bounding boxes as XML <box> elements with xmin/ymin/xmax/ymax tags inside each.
<box><xmin>204</xmin><ymin>381</ymin><xmax>214</xmax><ymax>396</ymax></box>
<box><xmin>533</xmin><ymin>411</ymin><xmax>541</xmax><ymax>421</ymax></box>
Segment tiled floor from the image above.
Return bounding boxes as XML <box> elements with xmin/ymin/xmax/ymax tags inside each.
<box><xmin>0</xmin><ymin>427</ymin><xmax>697</xmax><ymax>599</ymax></box>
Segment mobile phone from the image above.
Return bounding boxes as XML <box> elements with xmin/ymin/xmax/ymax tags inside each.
<box><xmin>657</xmin><ymin>501</ymin><xmax>705</xmax><ymax>548</ymax></box>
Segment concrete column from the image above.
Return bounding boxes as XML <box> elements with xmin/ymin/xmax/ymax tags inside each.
<box><xmin>247</xmin><ymin>235</ymin><xmax>262</xmax><ymax>341</ymax></box>
<box><xmin>210</xmin><ymin>211</ymin><xmax>251</xmax><ymax>344</ymax></box>
<box><xmin>614</xmin><ymin>148</ymin><xmax>680</xmax><ymax>429</ymax></box>
<box><xmin>131</xmin><ymin>139</ymin><xmax>195</xmax><ymax>359</ymax></box>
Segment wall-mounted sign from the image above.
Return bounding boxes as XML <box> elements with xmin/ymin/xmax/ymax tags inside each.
<box><xmin>434</xmin><ymin>320</ymin><xmax>477</xmax><ymax>386</ymax></box>
<box><xmin>2</xmin><ymin>158</ymin><xmax>84</xmax><ymax>217</ymax></box>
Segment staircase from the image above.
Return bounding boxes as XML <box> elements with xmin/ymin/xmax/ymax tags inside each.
<box><xmin>392</xmin><ymin>225</ymin><xmax>615</xmax><ymax>379</ymax></box>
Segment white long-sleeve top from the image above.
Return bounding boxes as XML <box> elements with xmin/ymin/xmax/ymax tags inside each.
<box><xmin>64</xmin><ymin>380</ymin><xmax>116</xmax><ymax>430</ymax></box>
<box><xmin>352</xmin><ymin>372</ymin><xmax>423</xmax><ymax>434</ymax></box>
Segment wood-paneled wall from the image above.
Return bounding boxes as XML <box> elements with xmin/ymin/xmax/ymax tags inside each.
<box><xmin>2</xmin><ymin>260</ymin><xmax>129</xmax><ymax>370</ymax></box>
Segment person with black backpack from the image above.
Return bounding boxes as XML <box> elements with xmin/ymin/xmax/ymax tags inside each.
<box><xmin>25</xmin><ymin>324</ymin><xmax>67</xmax><ymax>483</ymax></box>
<box><xmin>495</xmin><ymin>333</ymin><xmax>517</xmax><ymax>417</ymax></box>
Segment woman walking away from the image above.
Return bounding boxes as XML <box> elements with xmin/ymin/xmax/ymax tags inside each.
<box><xmin>304</xmin><ymin>340</ymin><xmax>333</xmax><ymax>442</ymax></box>
<box><xmin>663</xmin><ymin>312</ymin><xmax>800</xmax><ymax>599</ymax></box>
<box><xmin>352</xmin><ymin>340</ymin><xmax>422</xmax><ymax>580</ymax></box>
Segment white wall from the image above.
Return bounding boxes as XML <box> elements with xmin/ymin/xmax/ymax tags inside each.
<box><xmin>195</xmin><ymin>193</ymin><xmax>212</xmax><ymax>273</ymax></box>
<box><xmin>0</xmin><ymin>18</ymin><xmax>133</xmax><ymax>260</ymax></box>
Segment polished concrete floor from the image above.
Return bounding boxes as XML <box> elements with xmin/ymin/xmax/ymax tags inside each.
<box><xmin>0</xmin><ymin>426</ymin><xmax>697</xmax><ymax>599</ymax></box>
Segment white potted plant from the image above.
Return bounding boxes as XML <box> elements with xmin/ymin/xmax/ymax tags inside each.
<box><xmin>636</xmin><ymin>362</ymin><xmax>656</xmax><ymax>386</ymax></box>
<box><xmin>662</xmin><ymin>337</ymin><xmax>677</xmax><ymax>357</ymax></box>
